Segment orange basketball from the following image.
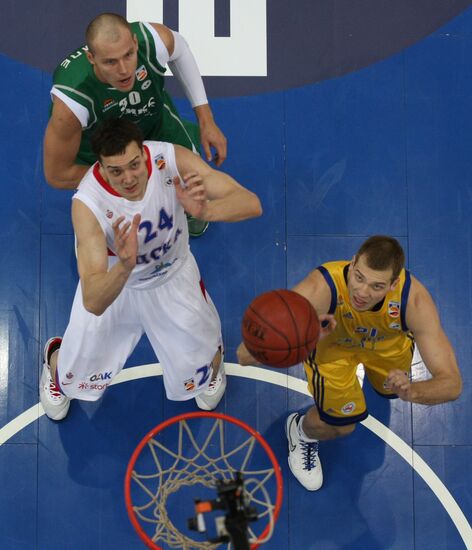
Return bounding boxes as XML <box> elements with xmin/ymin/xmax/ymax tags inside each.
<box><xmin>241</xmin><ymin>289</ymin><xmax>320</xmax><ymax>368</ymax></box>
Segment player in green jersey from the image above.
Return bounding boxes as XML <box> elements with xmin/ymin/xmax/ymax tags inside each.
<box><xmin>44</xmin><ymin>12</ymin><xmax>227</xmax><ymax>237</ymax></box>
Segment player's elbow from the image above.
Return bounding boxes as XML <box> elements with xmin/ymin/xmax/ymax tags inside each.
<box><xmin>449</xmin><ymin>375</ymin><xmax>463</xmax><ymax>401</ymax></box>
<box><xmin>45</xmin><ymin>175</ymin><xmax>66</xmax><ymax>189</ymax></box>
<box><xmin>43</xmin><ymin>166</ymin><xmax>73</xmax><ymax>190</ymax></box>
<box><xmin>247</xmin><ymin>193</ymin><xmax>262</xmax><ymax>219</ymax></box>
<box><xmin>83</xmin><ymin>298</ymin><xmax>106</xmax><ymax>317</ymax></box>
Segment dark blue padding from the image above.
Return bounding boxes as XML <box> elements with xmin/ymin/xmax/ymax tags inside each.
<box><xmin>401</xmin><ymin>269</ymin><xmax>412</xmax><ymax>332</ymax></box>
<box><xmin>317</xmin><ymin>265</ymin><xmax>337</xmax><ymax>314</ymax></box>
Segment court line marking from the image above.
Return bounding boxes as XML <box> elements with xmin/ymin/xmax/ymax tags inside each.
<box><xmin>0</xmin><ymin>363</ymin><xmax>470</xmax><ymax>549</ymax></box>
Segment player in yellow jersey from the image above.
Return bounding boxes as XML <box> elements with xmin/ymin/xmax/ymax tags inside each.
<box><xmin>238</xmin><ymin>235</ymin><xmax>462</xmax><ymax>490</ymax></box>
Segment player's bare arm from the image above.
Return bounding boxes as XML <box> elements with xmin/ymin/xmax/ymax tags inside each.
<box><xmin>150</xmin><ymin>23</ymin><xmax>227</xmax><ymax>165</ymax></box>
<box><xmin>43</xmin><ymin>97</ymin><xmax>89</xmax><ymax>189</ymax></box>
<box><xmin>72</xmin><ymin>200</ymin><xmax>139</xmax><ymax>316</ymax></box>
<box><xmin>292</xmin><ymin>269</ymin><xmax>337</xmax><ymax>339</ymax></box>
<box><xmin>292</xmin><ymin>269</ymin><xmax>334</xmax><ymax>318</ymax></box>
<box><xmin>386</xmin><ymin>276</ymin><xmax>462</xmax><ymax>404</ymax></box>
<box><xmin>174</xmin><ymin>145</ymin><xmax>261</xmax><ymax>221</ymax></box>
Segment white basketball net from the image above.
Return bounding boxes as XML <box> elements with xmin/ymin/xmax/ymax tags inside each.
<box><xmin>129</xmin><ymin>416</ymin><xmax>278</xmax><ymax>549</ymax></box>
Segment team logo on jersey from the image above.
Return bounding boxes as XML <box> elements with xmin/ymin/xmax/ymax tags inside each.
<box><xmin>343</xmin><ymin>311</ymin><xmax>353</xmax><ymax>319</ymax></box>
<box><xmin>106</xmin><ymin>209</ymin><xmax>113</xmax><ymax>219</ymax></box>
<box><xmin>388</xmin><ymin>301</ymin><xmax>400</xmax><ymax>318</ymax></box>
<box><xmin>184</xmin><ymin>378</ymin><xmax>196</xmax><ymax>392</ymax></box>
<box><xmin>155</xmin><ymin>154</ymin><xmax>166</xmax><ymax>170</ymax></box>
<box><xmin>341</xmin><ymin>401</ymin><xmax>356</xmax><ymax>415</ymax></box>
<box><xmin>141</xmin><ymin>80</ymin><xmax>152</xmax><ymax>91</ymax></box>
<box><xmin>136</xmin><ymin>65</ymin><xmax>148</xmax><ymax>81</ymax></box>
<box><xmin>165</xmin><ymin>177</ymin><xmax>173</xmax><ymax>186</ymax></box>
<box><xmin>389</xmin><ymin>321</ymin><xmax>401</xmax><ymax>330</ymax></box>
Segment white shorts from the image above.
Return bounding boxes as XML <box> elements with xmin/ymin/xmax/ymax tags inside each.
<box><xmin>57</xmin><ymin>253</ymin><xmax>222</xmax><ymax>401</ymax></box>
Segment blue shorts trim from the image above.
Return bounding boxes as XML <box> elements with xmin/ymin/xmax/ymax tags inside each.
<box><xmin>316</xmin><ymin>404</ymin><xmax>369</xmax><ymax>426</ymax></box>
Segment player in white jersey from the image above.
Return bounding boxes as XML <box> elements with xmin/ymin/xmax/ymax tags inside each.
<box><xmin>40</xmin><ymin>118</ymin><xmax>262</xmax><ymax>420</ymax></box>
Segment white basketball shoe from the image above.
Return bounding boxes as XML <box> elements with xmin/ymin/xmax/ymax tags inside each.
<box><xmin>39</xmin><ymin>337</ymin><xmax>71</xmax><ymax>421</ymax></box>
<box><xmin>285</xmin><ymin>412</ymin><xmax>323</xmax><ymax>491</ymax></box>
<box><xmin>195</xmin><ymin>363</ymin><xmax>226</xmax><ymax>411</ymax></box>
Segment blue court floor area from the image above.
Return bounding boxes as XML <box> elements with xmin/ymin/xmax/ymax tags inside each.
<box><xmin>1</xmin><ymin>8</ymin><xmax>472</xmax><ymax>550</ymax></box>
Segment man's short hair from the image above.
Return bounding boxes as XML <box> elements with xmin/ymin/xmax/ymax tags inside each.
<box><xmin>91</xmin><ymin>118</ymin><xmax>144</xmax><ymax>160</ymax></box>
<box><xmin>86</xmin><ymin>13</ymin><xmax>132</xmax><ymax>53</ymax></box>
<box><xmin>355</xmin><ymin>235</ymin><xmax>405</xmax><ymax>281</ymax></box>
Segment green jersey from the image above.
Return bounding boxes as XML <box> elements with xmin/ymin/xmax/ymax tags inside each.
<box><xmin>51</xmin><ymin>21</ymin><xmax>199</xmax><ymax>165</ymax></box>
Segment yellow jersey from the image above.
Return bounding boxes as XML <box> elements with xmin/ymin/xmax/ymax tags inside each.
<box><xmin>314</xmin><ymin>261</ymin><xmax>413</xmax><ymax>362</ymax></box>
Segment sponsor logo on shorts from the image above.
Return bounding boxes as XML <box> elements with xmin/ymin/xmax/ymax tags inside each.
<box><xmin>354</xmin><ymin>326</ymin><xmax>368</xmax><ymax>334</ymax></box>
<box><xmin>341</xmin><ymin>401</ymin><xmax>356</xmax><ymax>415</ymax></box>
<box><xmin>165</xmin><ymin>177</ymin><xmax>173</xmax><ymax>186</ymax></box>
<box><xmin>78</xmin><ymin>381</ymin><xmax>110</xmax><ymax>391</ymax></box>
<box><xmin>89</xmin><ymin>372</ymin><xmax>112</xmax><ymax>382</ymax></box>
<box><xmin>61</xmin><ymin>372</ymin><xmax>74</xmax><ymax>386</ymax></box>
<box><xmin>388</xmin><ymin>301</ymin><xmax>400</xmax><ymax>318</ymax></box>
<box><xmin>106</xmin><ymin>209</ymin><xmax>113</xmax><ymax>219</ymax></box>
<box><xmin>136</xmin><ymin>65</ymin><xmax>148</xmax><ymax>81</ymax></box>
<box><xmin>184</xmin><ymin>378</ymin><xmax>196</xmax><ymax>392</ymax></box>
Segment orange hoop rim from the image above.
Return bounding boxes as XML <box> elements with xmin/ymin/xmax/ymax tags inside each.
<box><xmin>125</xmin><ymin>411</ymin><xmax>284</xmax><ymax>550</ymax></box>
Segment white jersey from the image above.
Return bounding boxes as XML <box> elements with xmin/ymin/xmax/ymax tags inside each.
<box><xmin>74</xmin><ymin>141</ymin><xmax>189</xmax><ymax>289</ymax></box>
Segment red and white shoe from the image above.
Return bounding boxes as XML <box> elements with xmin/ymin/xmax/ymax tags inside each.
<box><xmin>39</xmin><ymin>337</ymin><xmax>70</xmax><ymax>421</ymax></box>
<box><xmin>195</xmin><ymin>363</ymin><xmax>226</xmax><ymax>411</ymax></box>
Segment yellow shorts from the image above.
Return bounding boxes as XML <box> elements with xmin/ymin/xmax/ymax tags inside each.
<box><xmin>304</xmin><ymin>342</ymin><xmax>414</xmax><ymax>425</ymax></box>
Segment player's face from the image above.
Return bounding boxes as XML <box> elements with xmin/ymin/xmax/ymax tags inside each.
<box><xmin>347</xmin><ymin>255</ymin><xmax>398</xmax><ymax>311</ymax></box>
<box><xmin>99</xmin><ymin>141</ymin><xmax>149</xmax><ymax>201</ymax></box>
<box><xmin>87</xmin><ymin>31</ymin><xmax>138</xmax><ymax>92</ymax></box>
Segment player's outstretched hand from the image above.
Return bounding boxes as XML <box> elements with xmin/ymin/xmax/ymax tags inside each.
<box><xmin>200</xmin><ymin>119</ymin><xmax>227</xmax><ymax>166</ymax></box>
<box><xmin>174</xmin><ymin>174</ymin><xmax>207</xmax><ymax>219</ymax></box>
<box><xmin>384</xmin><ymin>369</ymin><xmax>412</xmax><ymax>401</ymax></box>
<box><xmin>113</xmin><ymin>213</ymin><xmax>141</xmax><ymax>271</ymax></box>
<box><xmin>317</xmin><ymin>314</ymin><xmax>337</xmax><ymax>341</ymax></box>
<box><xmin>237</xmin><ymin>342</ymin><xmax>261</xmax><ymax>366</ymax></box>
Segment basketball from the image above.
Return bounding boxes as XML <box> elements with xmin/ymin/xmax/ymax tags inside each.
<box><xmin>241</xmin><ymin>289</ymin><xmax>320</xmax><ymax>368</ymax></box>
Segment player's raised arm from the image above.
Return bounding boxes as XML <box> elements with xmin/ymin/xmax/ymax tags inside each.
<box><xmin>173</xmin><ymin>145</ymin><xmax>261</xmax><ymax>222</ymax></box>
<box><xmin>43</xmin><ymin>97</ymin><xmax>89</xmax><ymax>189</ymax></box>
<box><xmin>292</xmin><ymin>268</ymin><xmax>333</xmax><ymax>317</ymax></box>
<box><xmin>150</xmin><ymin>23</ymin><xmax>227</xmax><ymax>165</ymax></box>
<box><xmin>389</xmin><ymin>276</ymin><xmax>462</xmax><ymax>404</ymax></box>
<box><xmin>73</xmin><ymin>199</ymin><xmax>139</xmax><ymax>316</ymax></box>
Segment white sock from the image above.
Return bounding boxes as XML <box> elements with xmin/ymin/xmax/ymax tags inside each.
<box><xmin>297</xmin><ymin>415</ymin><xmax>319</xmax><ymax>442</ymax></box>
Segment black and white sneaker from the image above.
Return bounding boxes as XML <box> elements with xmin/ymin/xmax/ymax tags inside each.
<box><xmin>285</xmin><ymin>412</ymin><xmax>323</xmax><ymax>491</ymax></box>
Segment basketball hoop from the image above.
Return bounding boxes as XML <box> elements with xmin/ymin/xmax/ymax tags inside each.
<box><xmin>125</xmin><ymin>412</ymin><xmax>283</xmax><ymax>549</ymax></box>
